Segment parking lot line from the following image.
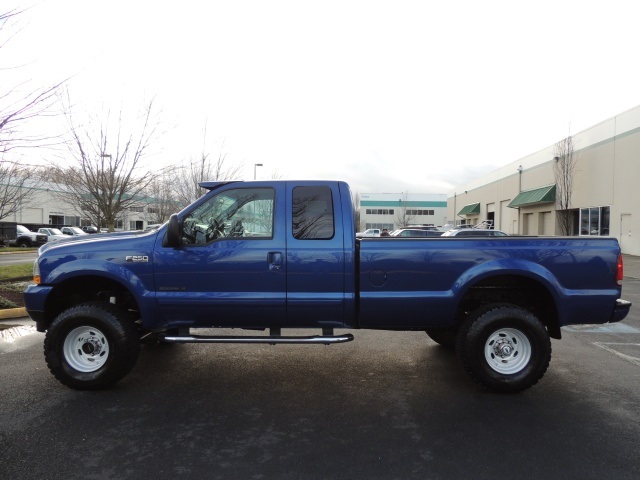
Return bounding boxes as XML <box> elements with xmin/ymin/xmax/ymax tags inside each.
<box><xmin>593</xmin><ymin>342</ymin><xmax>640</xmax><ymax>367</ymax></box>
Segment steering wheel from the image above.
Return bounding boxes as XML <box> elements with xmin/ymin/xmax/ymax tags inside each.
<box><xmin>205</xmin><ymin>218</ymin><xmax>225</xmax><ymax>241</ymax></box>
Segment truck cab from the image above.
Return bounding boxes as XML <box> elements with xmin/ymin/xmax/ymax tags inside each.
<box><xmin>158</xmin><ymin>181</ymin><xmax>354</xmax><ymax>329</ymax></box>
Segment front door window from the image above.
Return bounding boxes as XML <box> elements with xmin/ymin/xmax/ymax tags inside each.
<box><xmin>182</xmin><ymin>187</ymin><xmax>275</xmax><ymax>245</ymax></box>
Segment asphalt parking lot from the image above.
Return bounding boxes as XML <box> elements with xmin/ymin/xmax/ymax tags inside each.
<box><xmin>1</xmin><ymin>256</ymin><xmax>639</xmax><ymax>479</ymax></box>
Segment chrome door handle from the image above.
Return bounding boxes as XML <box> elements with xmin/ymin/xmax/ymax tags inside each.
<box><xmin>268</xmin><ymin>251</ymin><xmax>283</xmax><ymax>271</ymax></box>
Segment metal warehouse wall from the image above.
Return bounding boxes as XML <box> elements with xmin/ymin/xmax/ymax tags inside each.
<box><xmin>448</xmin><ymin>105</ymin><xmax>640</xmax><ymax>255</ymax></box>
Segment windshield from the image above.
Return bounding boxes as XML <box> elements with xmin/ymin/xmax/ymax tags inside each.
<box><xmin>49</xmin><ymin>228</ymin><xmax>63</xmax><ymax>235</ymax></box>
<box><xmin>68</xmin><ymin>227</ymin><xmax>85</xmax><ymax>234</ymax></box>
<box><xmin>17</xmin><ymin>225</ymin><xmax>29</xmax><ymax>234</ymax></box>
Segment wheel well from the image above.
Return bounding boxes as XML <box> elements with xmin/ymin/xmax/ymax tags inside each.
<box><xmin>42</xmin><ymin>276</ymin><xmax>140</xmax><ymax>330</ymax></box>
<box><xmin>17</xmin><ymin>236</ymin><xmax>31</xmax><ymax>246</ymax></box>
<box><xmin>456</xmin><ymin>274</ymin><xmax>561</xmax><ymax>339</ymax></box>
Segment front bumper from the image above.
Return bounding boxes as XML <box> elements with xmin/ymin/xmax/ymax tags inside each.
<box><xmin>23</xmin><ymin>284</ymin><xmax>53</xmax><ymax>332</ymax></box>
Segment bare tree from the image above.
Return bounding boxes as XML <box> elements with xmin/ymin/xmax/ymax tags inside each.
<box><xmin>173</xmin><ymin>123</ymin><xmax>243</xmax><ymax>208</ymax></box>
<box><xmin>351</xmin><ymin>189</ymin><xmax>361</xmax><ymax>232</ymax></box>
<box><xmin>553</xmin><ymin>135</ymin><xmax>577</xmax><ymax>235</ymax></box>
<box><xmin>0</xmin><ymin>9</ymin><xmax>64</xmax><ymax>220</ymax></box>
<box><xmin>270</xmin><ymin>169</ymin><xmax>286</xmax><ymax>180</ymax></box>
<box><xmin>145</xmin><ymin>174</ymin><xmax>178</xmax><ymax>224</ymax></box>
<box><xmin>53</xmin><ymin>92</ymin><xmax>165</xmax><ymax>231</ymax></box>
<box><xmin>0</xmin><ymin>162</ymin><xmax>38</xmax><ymax>220</ymax></box>
<box><xmin>394</xmin><ymin>192</ymin><xmax>416</xmax><ymax>228</ymax></box>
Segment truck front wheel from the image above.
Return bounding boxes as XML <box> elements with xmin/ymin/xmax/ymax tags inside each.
<box><xmin>456</xmin><ymin>304</ymin><xmax>551</xmax><ymax>393</ymax></box>
<box><xmin>44</xmin><ymin>302</ymin><xmax>140</xmax><ymax>390</ymax></box>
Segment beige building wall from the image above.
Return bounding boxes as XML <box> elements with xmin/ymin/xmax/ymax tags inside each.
<box><xmin>448</xmin><ymin>104</ymin><xmax>640</xmax><ymax>255</ymax></box>
<box><xmin>3</xmin><ymin>183</ymin><xmax>156</xmax><ymax>231</ymax></box>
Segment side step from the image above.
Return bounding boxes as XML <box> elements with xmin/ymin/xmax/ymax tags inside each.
<box><xmin>160</xmin><ymin>328</ymin><xmax>354</xmax><ymax>345</ymax></box>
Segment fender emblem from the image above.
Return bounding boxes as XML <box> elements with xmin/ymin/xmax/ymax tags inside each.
<box><xmin>126</xmin><ymin>255</ymin><xmax>149</xmax><ymax>263</ymax></box>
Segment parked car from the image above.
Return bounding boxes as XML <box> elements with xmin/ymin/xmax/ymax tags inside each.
<box><xmin>441</xmin><ymin>228</ymin><xmax>508</xmax><ymax>237</ymax></box>
<box><xmin>406</xmin><ymin>225</ymin><xmax>442</xmax><ymax>232</ymax></box>
<box><xmin>81</xmin><ymin>226</ymin><xmax>99</xmax><ymax>234</ymax></box>
<box><xmin>390</xmin><ymin>228</ymin><xmax>443</xmax><ymax>237</ymax></box>
<box><xmin>37</xmin><ymin>228</ymin><xmax>67</xmax><ymax>242</ymax></box>
<box><xmin>9</xmin><ymin>225</ymin><xmax>48</xmax><ymax>247</ymax></box>
<box><xmin>61</xmin><ymin>227</ymin><xmax>88</xmax><ymax>236</ymax></box>
<box><xmin>356</xmin><ymin>228</ymin><xmax>381</xmax><ymax>238</ymax></box>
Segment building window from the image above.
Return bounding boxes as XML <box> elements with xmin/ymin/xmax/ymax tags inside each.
<box><xmin>64</xmin><ymin>216</ymin><xmax>80</xmax><ymax>226</ymax></box>
<box><xmin>365</xmin><ymin>223</ymin><xmax>394</xmax><ymax>230</ymax></box>
<box><xmin>580</xmin><ymin>206</ymin><xmax>610</xmax><ymax>236</ymax></box>
<box><xmin>130</xmin><ymin>206</ymin><xmax>144</xmax><ymax>213</ymax></box>
<box><xmin>404</xmin><ymin>209</ymin><xmax>433</xmax><ymax>216</ymax></box>
<box><xmin>363</xmin><ymin>208</ymin><xmax>395</xmax><ymax>216</ymax></box>
<box><xmin>130</xmin><ymin>220</ymin><xmax>144</xmax><ymax>230</ymax></box>
<box><xmin>148</xmin><ymin>207</ymin><xmax>158</xmax><ymax>214</ymax></box>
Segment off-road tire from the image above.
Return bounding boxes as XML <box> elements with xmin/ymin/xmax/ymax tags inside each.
<box><xmin>456</xmin><ymin>304</ymin><xmax>551</xmax><ymax>393</ymax></box>
<box><xmin>44</xmin><ymin>302</ymin><xmax>140</xmax><ymax>390</ymax></box>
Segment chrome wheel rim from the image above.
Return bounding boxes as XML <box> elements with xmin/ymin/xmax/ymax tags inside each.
<box><xmin>63</xmin><ymin>326</ymin><xmax>110</xmax><ymax>373</ymax></box>
<box><xmin>484</xmin><ymin>328</ymin><xmax>531</xmax><ymax>374</ymax></box>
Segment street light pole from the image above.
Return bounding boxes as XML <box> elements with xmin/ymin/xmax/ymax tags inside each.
<box><xmin>254</xmin><ymin>163</ymin><xmax>263</xmax><ymax>180</ymax></box>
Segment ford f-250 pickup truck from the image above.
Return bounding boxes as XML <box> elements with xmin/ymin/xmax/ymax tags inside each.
<box><xmin>24</xmin><ymin>181</ymin><xmax>631</xmax><ymax>393</ymax></box>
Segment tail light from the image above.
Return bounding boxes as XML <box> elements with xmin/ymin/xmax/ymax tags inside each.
<box><xmin>616</xmin><ymin>253</ymin><xmax>624</xmax><ymax>286</ymax></box>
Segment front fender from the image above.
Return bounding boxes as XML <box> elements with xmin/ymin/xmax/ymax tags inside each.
<box><xmin>39</xmin><ymin>258</ymin><xmax>157</xmax><ymax>325</ymax></box>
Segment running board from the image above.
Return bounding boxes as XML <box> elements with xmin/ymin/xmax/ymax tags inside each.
<box><xmin>160</xmin><ymin>332</ymin><xmax>354</xmax><ymax>345</ymax></box>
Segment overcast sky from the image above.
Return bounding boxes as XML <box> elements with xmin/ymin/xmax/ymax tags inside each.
<box><xmin>6</xmin><ymin>0</ymin><xmax>640</xmax><ymax>194</ymax></box>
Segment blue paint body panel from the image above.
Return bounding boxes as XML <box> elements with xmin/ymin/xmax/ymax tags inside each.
<box><xmin>24</xmin><ymin>180</ymin><xmax>629</xmax><ymax>332</ymax></box>
<box><xmin>358</xmin><ymin>237</ymin><xmax>622</xmax><ymax>328</ymax></box>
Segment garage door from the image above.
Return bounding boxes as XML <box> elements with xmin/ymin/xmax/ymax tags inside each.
<box><xmin>523</xmin><ymin>213</ymin><xmax>534</xmax><ymax>235</ymax></box>
<box><xmin>539</xmin><ymin>211</ymin><xmax>553</xmax><ymax>235</ymax></box>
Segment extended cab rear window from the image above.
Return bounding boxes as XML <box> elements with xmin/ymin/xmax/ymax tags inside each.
<box><xmin>292</xmin><ymin>186</ymin><xmax>335</xmax><ymax>240</ymax></box>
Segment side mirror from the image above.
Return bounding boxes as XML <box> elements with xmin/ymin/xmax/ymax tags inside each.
<box><xmin>162</xmin><ymin>214</ymin><xmax>182</xmax><ymax>248</ymax></box>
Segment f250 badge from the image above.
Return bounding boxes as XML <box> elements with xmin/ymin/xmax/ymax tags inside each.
<box><xmin>126</xmin><ymin>255</ymin><xmax>149</xmax><ymax>263</ymax></box>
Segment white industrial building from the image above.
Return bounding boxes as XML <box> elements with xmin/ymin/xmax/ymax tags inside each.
<box><xmin>448</xmin><ymin>104</ymin><xmax>640</xmax><ymax>255</ymax></box>
<box><xmin>359</xmin><ymin>192</ymin><xmax>448</xmax><ymax>231</ymax></box>
<box><xmin>2</xmin><ymin>181</ymin><xmax>157</xmax><ymax>231</ymax></box>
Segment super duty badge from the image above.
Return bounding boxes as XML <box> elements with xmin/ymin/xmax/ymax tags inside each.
<box><xmin>126</xmin><ymin>255</ymin><xmax>149</xmax><ymax>263</ymax></box>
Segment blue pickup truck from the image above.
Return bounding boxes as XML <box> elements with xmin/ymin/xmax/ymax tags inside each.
<box><xmin>24</xmin><ymin>181</ymin><xmax>631</xmax><ymax>393</ymax></box>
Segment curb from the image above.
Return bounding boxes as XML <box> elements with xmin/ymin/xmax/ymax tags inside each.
<box><xmin>0</xmin><ymin>307</ymin><xmax>27</xmax><ymax>319</ymax></box>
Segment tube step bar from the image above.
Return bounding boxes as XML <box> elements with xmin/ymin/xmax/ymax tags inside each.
<box><xmin>160</xmin><ymin>330</ymin><xmax>354</xmax><ymax>345</ymax></box>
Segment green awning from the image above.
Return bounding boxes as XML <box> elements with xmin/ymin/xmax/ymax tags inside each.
<box><xmin>457</xmin><ymin>202</ymin><xmax>480</xmax><ymax>215</ymax></box>
<box><xmin>508</xmin><ymin>185</ymin><xmax>556</xmax><ymax>208</ymax></box>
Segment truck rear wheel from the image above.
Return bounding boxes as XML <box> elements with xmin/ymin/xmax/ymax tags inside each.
<box><xmin>456</xmin><ymin>304</ymin><xmax>551</xmax><ymax>393</ymax></box>
<box><xmin>44</xmin><ymin>302</ymin><xmax>140</xmax><ymax>390</ymax></box>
